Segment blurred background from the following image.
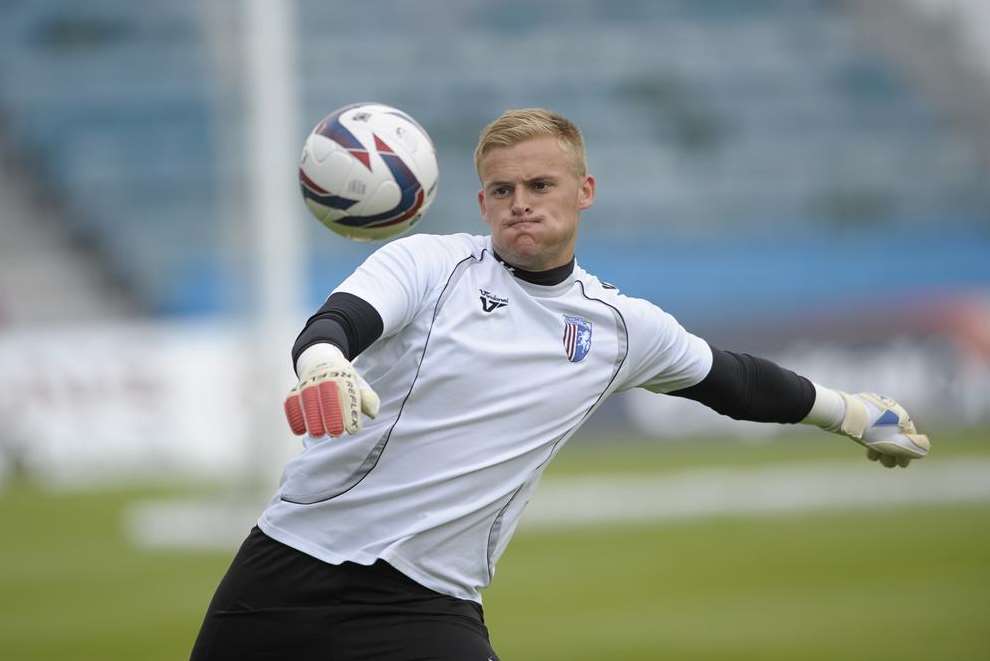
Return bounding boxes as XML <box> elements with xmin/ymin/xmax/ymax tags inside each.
<box><xmin>0</xmin><ymin>1</ymin><xmax>988</xmax><ymax>660</ymax></box>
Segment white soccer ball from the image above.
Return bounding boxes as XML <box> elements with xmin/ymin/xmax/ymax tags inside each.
<box><xmin>299</xmin><ymin>103</ymin><xmax>439</xmax><ymax>241</ymax></box>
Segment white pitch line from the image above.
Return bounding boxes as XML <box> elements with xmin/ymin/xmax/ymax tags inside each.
<box><xmin>127</xmin><ymin>459</ymin><xmax>990</xmax><ymax>549</ymax></box>
<box><xmin>521</xmin><ymin>458</ymin><xmax>990</xmax><ymax>531</ymax></box>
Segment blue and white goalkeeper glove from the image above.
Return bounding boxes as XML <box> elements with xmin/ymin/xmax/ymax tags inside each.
<box><xmin>836</xmin><ymin>392</ymin><xmax>930</xmax><ymax>468</ymax></box>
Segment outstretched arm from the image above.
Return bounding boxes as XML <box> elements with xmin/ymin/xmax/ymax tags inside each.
<box><xmin>668</xmin><ymin>345</ymin><xmax>930</xmax><ymax>468</ymax></box>
<box><xmin>667</xmin><ymin>346</ymin><xmax>816</xmax><ymax>423</ymax></box>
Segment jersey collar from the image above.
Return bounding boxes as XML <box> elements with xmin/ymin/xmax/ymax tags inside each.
<box><xmin>492</xmin><ymin>249</ymin><xmax>575</xmax><ymax>286</ymax></box>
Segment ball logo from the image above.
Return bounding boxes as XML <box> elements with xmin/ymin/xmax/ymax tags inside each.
<box><xmin>562</xmin><ymin>315</ymin><xmax>592</xmax><ymax>363</ymax></box>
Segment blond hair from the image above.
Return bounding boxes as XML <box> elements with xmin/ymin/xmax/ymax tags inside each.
<box><xmin>474</xmin><ymin>108</ymin><xmax>587</xmax><ymax>178</ymax></box>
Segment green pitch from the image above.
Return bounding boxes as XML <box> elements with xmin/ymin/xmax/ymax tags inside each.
<box><xmin>1</xmin><ymin>429</ymin><xmax>987</xmax><ymax>661</ymax></box>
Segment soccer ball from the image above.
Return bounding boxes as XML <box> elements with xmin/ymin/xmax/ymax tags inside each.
<box><xmin>299</xmin><ymin>103</ymin><xmax>439</xmax><ymax>241</ymax></box>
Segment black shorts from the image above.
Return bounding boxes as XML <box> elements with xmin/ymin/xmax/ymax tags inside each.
<box><xmin>190</xmin><ymin>527</ymin><xmax>498</xmax><ymax>661</ymax></box>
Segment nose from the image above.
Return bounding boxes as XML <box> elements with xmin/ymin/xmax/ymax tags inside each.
<box><xmin>510</xmin><ymin>188</ymin><xmax>531</xmax><ymax>216</ymax></box>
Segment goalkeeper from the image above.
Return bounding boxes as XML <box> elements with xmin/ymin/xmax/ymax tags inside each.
<box><xmin>190</xmin><ymin>108</ymin><xmax>929</xmax><ymax>661</ymax></box>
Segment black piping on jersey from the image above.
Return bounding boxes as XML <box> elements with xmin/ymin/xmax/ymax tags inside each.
<box><xmin>491</xmin><ymin>249</ymin><xmax>574</xmax><ymax>286</ymax></box>
<box><xmin>279</xmin><ymin>429</ymin><xmax>392</xmax><ymax>504</ymax></box>
<box><xmin>484</xmin><ymin>428</ymin><xmax>570</xmax><ymax>579</ymax></box>
<box><xmin>280</xmin><ymin>253</ymin><xmax>480</xmax><ymax>506</ymax></box>
<box><xmin>484</xmin><ymin>277</ymin><xmax>630</xmax><ymax>582</ymax></box>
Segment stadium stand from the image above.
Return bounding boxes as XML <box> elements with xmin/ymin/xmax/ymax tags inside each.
<box><xmin>0</xmin><ymin>0</ymin><xmax>986</xmax><ymax>317</ymax></box>
<box><xmin>0</xmin><ymin>162</ymin><xmax>134</xmax><ymax>325</ymax></box>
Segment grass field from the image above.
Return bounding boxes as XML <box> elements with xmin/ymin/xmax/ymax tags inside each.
<box><xmin>1</xmin><ymin>428</ymin><xmax>988</xmax><ymax>660</ymax></box>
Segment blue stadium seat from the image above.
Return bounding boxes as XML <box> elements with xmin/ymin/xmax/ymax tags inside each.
<box><xmin>0</xmin><ymin>0</ymin><xmax>986</xmax><ymax>317</ymax></box>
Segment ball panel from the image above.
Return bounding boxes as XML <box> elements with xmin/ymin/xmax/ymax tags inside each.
<box><xmin>303</xmin><ymin>138</ymin><xmax>355</xmax><ymax>193</ymax></box>
<box><xmin>360</xmin><ymin>180</ymin><xmax>401</xmax><ymax>219</ymax></box>
<box><xmin>308</xmin><ymin>134</ymin><xmax>335</xmax><ymax>163</ymax></box>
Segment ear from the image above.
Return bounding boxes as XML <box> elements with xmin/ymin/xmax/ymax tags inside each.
<box><xmin>577</xmin><ymin>175</ymin><xmax>596</xmax><ymax>211</ymax></box>
<box><xmin>478</xmin><ymin>189</ymin><xmax>494</xmax><ymax>228</ymax></box>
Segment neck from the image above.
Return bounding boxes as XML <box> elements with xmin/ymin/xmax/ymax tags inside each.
<box><xmin>492</xmin><ymin>249</ymin><xmax>575</xmax><ymax>286</ymax></box>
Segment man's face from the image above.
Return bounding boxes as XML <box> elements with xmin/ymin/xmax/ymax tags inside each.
<box><xmin>477</xmin><ymin>137</ymin><xmax>595</xmax><ymax>271</ymax></box>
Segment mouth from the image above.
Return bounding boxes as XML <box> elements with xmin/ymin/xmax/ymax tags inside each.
<box><xmin>506</xmin><ymin>217</ymin><xmax>541</xmax><ymax>228</ymax></box>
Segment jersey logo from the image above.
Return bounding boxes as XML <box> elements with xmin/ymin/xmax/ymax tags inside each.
<box><xmin>563</xmin><ymin>315</ymin><xmax>592</xmax><ymax>362</ymax></box>
<box><xmin>479</xmin><ymin>289</ymin><xmax>508</xmax><ymax>313</ymax></box>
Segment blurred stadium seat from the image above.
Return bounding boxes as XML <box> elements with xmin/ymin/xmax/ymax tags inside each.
<box><xmin>0</xmin><ymin>0</ymin><xmax>987</xmax><ymax>319</ymax></box>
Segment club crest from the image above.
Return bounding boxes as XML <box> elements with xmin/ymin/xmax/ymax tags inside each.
<box><xmin>562</xmin><ymin>315</ymin><xmax>592</xmax><ymax>363</ymax></box>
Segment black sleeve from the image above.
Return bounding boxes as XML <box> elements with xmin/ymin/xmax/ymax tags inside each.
<box><xmin>291</xmin><ymin>292</ymin><xmax>384</xmax><ymax>370</ymax></box>
<box><xmin>669</xmin><ymin>344</ymin><xmax>816</xmax><ymax>424</ymax></box>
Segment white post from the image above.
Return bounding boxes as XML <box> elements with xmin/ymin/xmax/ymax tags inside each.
<box><xmin>125</xmin><ymin>0</ymin><xmax>306</xmax><ymax>550</ymax></box>
<box><xmin>243</xmin><ymin>0</ymin><xmax>304</xmax><ymax>489</ymax></box>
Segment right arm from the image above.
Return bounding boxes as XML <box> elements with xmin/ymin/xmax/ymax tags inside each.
<box><xmin>292</xmin><ymin>292</ymin><xmax>383</xmax><ymax>364</ymax></box>
<box><xmin>283</xmin><ymin>293</ymin><xmax>386</xmax><ymax>437</ymax></box>
<box><xmin>284</xmin><ymin>234</ymin><xmax>475</xmax><ymax>437</ymax></box>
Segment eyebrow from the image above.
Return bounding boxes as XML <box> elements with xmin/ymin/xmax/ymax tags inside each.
<box><xmin>485</xmin><ymin>175</ymin><xmax>559</xmax><ymax>189</ymax></box>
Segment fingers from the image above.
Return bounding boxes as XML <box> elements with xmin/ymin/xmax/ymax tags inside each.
<box><xmin>295</xmin><ymin>379</ymin><xmax>360</xmax><ymax>438</ymax></box>
<box><xmin>317</xmin><ymin>381</ymin><xmax>345</xmax><ymax>436</ymax></box>
<box><xmin>284</xmin><ymin>390</ymin><xmax>307</xmax><ymax>435</ymax></box>
<box><xmin>862</xmin><ymin>424</ymin><xmax>929</xmax><ymax>459</ymax></box>
<box><xmin>301</xmin><ymin>384</ymin><xmax>326</xmax><ymax>437</ymax></box>
<box><xmin>867</xmin><ymin>447</ymin><xmax>911</xmax><ymax>468</ymax></box>
<box><xmin>300</xmin><ymin>380</ymin><xmax>345</xmax><ymax>437</ymax></box>
<box><xmin>290</xmin><ymin>369</ymin><xmax>379</xmax><ymax>439</ymax></box>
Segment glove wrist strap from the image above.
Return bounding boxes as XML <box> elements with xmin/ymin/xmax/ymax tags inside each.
<box><xmin>802</xmin><ymin>383</ymin><xmax>845</xmax><ymax>432</ymax></box>
<box><xmin>837</xmin><ymin>391</ymin><xmax>869</xmax><ymax>440</ymax></box>
<box><xmin>296</xmin><ymin>342</ymin><xmax>347</xmax><ymax>378</ymax></box>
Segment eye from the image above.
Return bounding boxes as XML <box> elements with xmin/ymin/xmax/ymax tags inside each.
<box><xmin>491</xmin><ymin>186</ymin><xmax>511</xmax><ymax>198</ymax></box>
<box><xmin>532</xmin><ymin>180</ymin><xmax>553</xmax><ymax>192</ymax></box>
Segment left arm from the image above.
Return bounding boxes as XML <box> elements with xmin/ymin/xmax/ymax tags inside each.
<box><xmin>667</xmin><ymin>344</ymin><xmax>930</xmax><ymax>468</ymax></box>
<box><xmin>610</xmin><ymin>292</ymin><xmax>930</xmax><ymax>468</ymax></box>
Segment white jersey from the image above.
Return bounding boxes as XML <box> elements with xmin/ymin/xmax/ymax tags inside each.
<box><xmin>259</xmin><ymin>233</ymin><xmax>712</xmax><ymax>602</ymax></box>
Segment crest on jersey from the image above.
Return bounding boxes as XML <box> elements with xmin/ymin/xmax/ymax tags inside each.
<box><xmin>563</xmin><ymin>315</ymin><xmax>592</xmax><ymax>363</ymax></box>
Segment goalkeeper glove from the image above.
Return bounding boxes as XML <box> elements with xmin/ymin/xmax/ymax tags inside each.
<box><xmin>837</xmin><ymin>392</ymin><xmax>930</xmax><ymax>468</ymax></box>
<box><xmin>283</xmin><ymin>344</ymin><xmax>380</xmax><ymax>438</ymax></box>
